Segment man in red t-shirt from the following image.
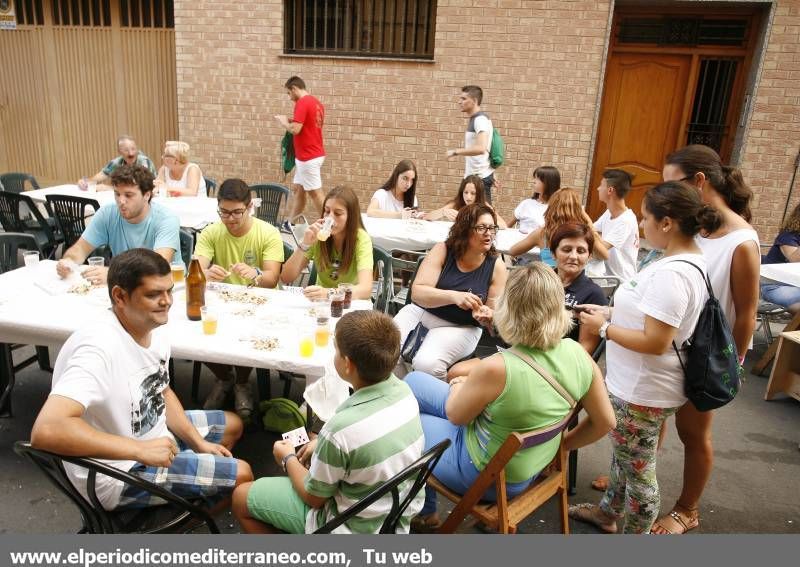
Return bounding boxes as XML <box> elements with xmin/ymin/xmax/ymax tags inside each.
<box><xmin>275</xmin><ymin>76</ymin><xmax>326</xmax><ymax>224</ymax></box>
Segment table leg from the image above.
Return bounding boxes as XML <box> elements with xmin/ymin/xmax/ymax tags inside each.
<box><xmin>0</xmin><ymin>343</ymin><xmax>15</xmax><ymax>418</ymax></box>
<box><xmin>752</xmin><ymin>311</ymin><xmax>800</xmax><ymax>376</ymax></box>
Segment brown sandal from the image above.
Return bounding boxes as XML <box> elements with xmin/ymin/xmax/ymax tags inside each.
<box><xmin>651</xmin><ymin>507</ymin><xmax>699</xmax><ymax>535</ymax></box>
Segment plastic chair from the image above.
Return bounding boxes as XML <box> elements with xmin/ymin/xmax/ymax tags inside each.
<box><xmin>204</xmin><ymin>177</ymin><xmax>217</xmax><ymax>198</ymax></box>
<box><xmin>0</xmin><ymin>172</ymin><xmax>41</xmax><ymax>193</ymax></box>
<box><xmin>14</xmin><ymin>442</ymin><xmax>219</xmax><ymax>534</ymax></box>
<box><xmin>44</xmin><ymin>194</ymin><xmax>101</xmax><ymax>249</ymax></box>
<box><xmin>0</xmin><ymin>191</ymin><xmax>63</xmax><ymax>258</ymax></box>
<box><xmin>429</xmin><ymin>405</ymin><xmax>581</xmax><ymax>534</ymax></box>
<box><xmin>390</xmin><ymin>252</ymin><xmax>427</xmax><ymax>313</ymax></box>
<box><xmin>372</xmin><ymin>245</ymin><xmax>395</xmax><ymax>313</ymax></box>
<box><xmin>178</xmin><ymin>228</ymin><xmax>194</xmax><ymax>269</ymax></box>
<box><xmin>251</xmin><ymin>183</ymin><xmax>290</xmax><ymax>227</ymax></box>
<box><xmin>588</xmin><ymin>275</ymin><xmax>622</xmax><ymax>305</ymax></box>
<box><xmin>313</xmin><ymin>439</ymin><xmax>451</xmax><ymax>533</ymax></box>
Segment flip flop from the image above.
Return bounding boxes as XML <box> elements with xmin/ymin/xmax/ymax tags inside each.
<box><xmin>568</xmin><ymin>503</ymin><xmax>618</xmax><ymax>534</ymax></box>
<box><xmin>591</xmin><ymin>475</ymin><xmax>609</xmax><ymax>492</ymax></box>
<box><xmin>651</xmin><ymin>508</ymin><xmax>699</xmax><ymax>535</ymax></box>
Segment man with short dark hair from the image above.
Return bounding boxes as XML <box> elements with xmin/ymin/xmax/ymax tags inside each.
<box><xmin>56</xmin><ymin>163</ymin><xmax>180</xmax><ymax>285</ymax></box>
<box><xmin>447</xmin><ymin>85</ymin><xmax>496</xmax><ymax>202</ymax></box>
<box><xmin>194</xmin><ymin>178</ymin><xmax>284</xmax><ymax>419</ymax></box>
<box><xmin>592</xmin><ymin>168</ymin><xmax>639</xmax><ymax>281</ymax></box>
<box><xmin>32</xmin><ymin>249</ymin><xmax>253</xmax><ymax>511</ymax></box>
<box><xmin>232</xmin><ymin>310</ymin><xmax>424</xmax><ymax>534</ymax></box>
<box><xmin>77</xmin><ymin>135</ymin><xmax>157</xmax><ymax>189</ymax></box>
<box><xmin>275</xmin><ymin>76</ymin><xmax>326</xmax><ymax>227</ymax></box>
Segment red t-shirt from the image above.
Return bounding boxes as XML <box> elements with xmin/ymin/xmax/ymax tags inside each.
<box><xmin>292</xmin><ymin>95</ymin><xmax>325</xmax><ymax>161</ymax></box>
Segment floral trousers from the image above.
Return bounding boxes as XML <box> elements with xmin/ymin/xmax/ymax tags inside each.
<box><xmin>599</xmin><ymin>393</ymin><xmax>680</xmax><ymax>534</ymax></box>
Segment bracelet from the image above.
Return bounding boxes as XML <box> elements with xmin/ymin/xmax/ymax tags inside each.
<box><xmin>298</xmin><ymin>242</ymin><xmax>311</xmax><ymax>252</ymax></box>
<box><xmin>281</xmin><ymin>453</ymin><xmax>297</xmax><ymax>473</ymax></box>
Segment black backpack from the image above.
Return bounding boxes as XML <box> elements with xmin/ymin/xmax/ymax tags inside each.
<box><xmin>670</xmin><ymin>260</ymin><xmax>743</xmax><ymax>412</ymax></box>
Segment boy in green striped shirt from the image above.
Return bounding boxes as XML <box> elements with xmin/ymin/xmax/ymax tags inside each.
<box><xmin>232</xmin><ymin>311</ymin><xmax>425</xmax><ymax>533</ymax></box>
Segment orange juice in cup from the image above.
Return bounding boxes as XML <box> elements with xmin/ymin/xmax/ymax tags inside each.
<box><xmin>299</xmin><ymin>336</ymin><xmax>315</xmax><ymax>357</ymax></box>
<box><xmin>315</xmin><ymin>325</ymin><xmax>330</xmax><ymax>347</ymax></box>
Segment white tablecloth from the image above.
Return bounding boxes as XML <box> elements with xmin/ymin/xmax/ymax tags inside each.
<box><xmin>761</xmin><ymin>263</ymin><xmax>800</xmax><ymax>288</ymax></box>
<box><xmin>361</xmin><ymin>214</ymin><xmax>530</xmax><ymax>254</ymax></box>
<box><xmin>0</xmin><ymin>261</ymin><xmax>370</xmax><ymax>379</ymax></box>
<box><xmin>26</xmin><ymin>185</ymin><xmax>220</xmax><ymax>231</ymax></box>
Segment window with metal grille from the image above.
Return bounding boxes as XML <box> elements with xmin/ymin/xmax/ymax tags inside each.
<box><xmin>686</xmin><ymin>59</ymin><xmax>738</xmax><ymax>152</ymax></box>
<box><xmin>284</xmin><ymin>0</ymin><xmax>436</xmax><ymax>60</ymax></box>
<box><xmin>120</xmin><ymin>0</ymin><xmax>173</xmax><ymax>28</ymax></box>
<box><xmin>618</xmin><ymin>17</ymin><xmax>748</xmax><ymax>47</ymax></box>
<box><xmin>51</xmin><ymin>0</ymin><xmax>111</xmax><ymax>26</ymax></box>
<box><xmin>14</xmin><ymin>0</ymin><xmax>44</xmax><ymax>25</ymax></box>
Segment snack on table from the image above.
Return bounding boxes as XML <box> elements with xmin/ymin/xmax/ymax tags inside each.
<box><xmin>232</xmin><ymin>306</ymin><xmax>257</xmax><ymax>317</ymax></box>
<box><xmin>67</xmin><ymin>282</ymin><xmax>94</xmax><ymax>295</ymax></box>
<box><xmin>244</xmin><ymin>337</ymin><xmax>280</xmax><ymax>352</ymax></box>
<box><xmin>217</xmin><ymin>288</ymin><xmax>268</xmax><ymax>305</ymax></box>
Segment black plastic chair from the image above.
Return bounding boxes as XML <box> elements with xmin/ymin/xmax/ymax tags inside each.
<box><xmin>0</xmin><ymin>191</ymin><xmax>63</xmax><ymax>258</ymax></box>
<box><xmin>372</xmin><ymin>245</ymin><xmax>395</xmax><ymax>313</ymax></box>
<box><xmin>14</xmin><ymin>442</ymin><xmax>219</xmax><ymax>533</ymax></box>
<box><xmin>44</xmin><ymin>194</ymin><xmax>101</xmax><ymax>249</ymax></box>
<box><xmin>179</xmin><ymin>228</ymin><xmax>194</xmax><ymax>269</ymax></box>
<box><xmin>251</xmin><ymin>183</ymin><xmax>290</xmax><ymax>227</ymax></box>
<box><xmin>313</xmin><ymin>439</ymin><xmax>451</xmax><ymax>534</ymax></box>
<box><xmin>0</xmin><ymin>172</ymin><xmax>41</xmax><ymax>193</ymax></box>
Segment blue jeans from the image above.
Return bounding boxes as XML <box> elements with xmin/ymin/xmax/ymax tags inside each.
<box><xmin>761</xmin><ymin>283</ymin><xmax>800</xmax><ymax>309</ymax></box>
<box><xmin>404</xmin><ymin>371</ymin><xmax>533</xmax><ymax>515</ymax></box>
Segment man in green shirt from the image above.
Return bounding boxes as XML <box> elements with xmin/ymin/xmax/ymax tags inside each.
<box><xmin>231</xmin><ymin>311</ymin><xmax>425</xmax><ymax>534</ymax></box>
<box><xmin>194</xmin><ymin>178</ymin><xmax>284</xmax><ymax>420</ymax></box>
<box><xmin>78</xmin><ymin>135</ymin><xmax>157</xmax><ymax>189</ymax></box>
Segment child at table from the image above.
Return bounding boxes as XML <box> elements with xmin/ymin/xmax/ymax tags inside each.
<box><xmin>232</xmin><ymin>310</ymin><xmax>424</xmax><ymax>534</ymax></box>
<box><xmin>280</xmin><ymin>186</ymin><xmax>374</xmax><ymax>301</ymax></box>
<box><xmin>509</xmin><ymin>165</ymin><xmax>560</xmax><ymax>234</ymax></box>
<box><xmin>423</xmin><ymin>175</ymin><xmax>507</xmax><ymax>227</ymax></box>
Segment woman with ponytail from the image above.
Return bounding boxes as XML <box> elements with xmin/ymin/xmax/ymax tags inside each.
<box><xmin>569</xmin><ymin>181</ymin><xmax>721</xmax><ymax>534</ymax></box>
<box><xmin>650</xmin><ymin>144</ymin><xmax>760</xmax><ymax>534</ymax></box>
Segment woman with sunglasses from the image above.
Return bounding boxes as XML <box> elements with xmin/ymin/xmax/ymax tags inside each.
<box><xmin>393</xmin><ymin>204</ymin><xmax>507</xmax><ymax>380</ymax></box>
<box><xmin>280</xmin><ymin>185</ymin><xmax>374</xmax><ymax>301</ymax></box>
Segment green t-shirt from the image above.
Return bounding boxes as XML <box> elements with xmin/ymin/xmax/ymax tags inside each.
<box><xmin>465</xmin><ymin>339</ymin><xmax>593</xmax><ymax>483</ymax></box>
<box><xmin>195</xmin><ymin>218</ymin><xmax>284</xmax><ymax>286</ymax></box>
<box><xmin>305</xmin><ymin>228</ymin><xmax>373</xmax><ymax>288</ymax></box>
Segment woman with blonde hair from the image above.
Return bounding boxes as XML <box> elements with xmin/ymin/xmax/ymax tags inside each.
<box><xmin>280</xmin><ymin>185</ymin><xmax>373</xmax><ymax>301</ymax></box>
<box><xmin>154</xmin><ymin>140</ymin><xmax>207</xmax><ymax>197</ymax></box>
<box><xmin>509</xmin><ymin>188</ymin><xmax>605</xmax><ymax>265</ymax></box>
<box><xmin>405</xmin><ymin>263</ymin><xmax>615</xmax><ymax>531</ymax></box>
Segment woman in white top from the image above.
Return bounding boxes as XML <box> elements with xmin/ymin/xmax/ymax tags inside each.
<box><xmin>510</xmin><ymin>165</ymin><xmax>560</xmax><ymax>233</ymax></box>
<box><xmin>366</xmin><ymin>159</ymin><xmax>421</xmax><ymax>218</ymax></box>
<box><xmin>651</xmin><ymin>144</ymin><xmax>760</xmax><ymax>535</ymax></box>
<box><xmin>154</xmin><ymin>140</ymin><xmax>207</xmax><ymax>197</ymax></box>
<box><xmin>568</xmin><ymin>181</ymin><xmax>721</xmax><ymax>534</ymax></box>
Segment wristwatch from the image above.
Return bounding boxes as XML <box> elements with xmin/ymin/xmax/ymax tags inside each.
<box><xmin>598</xmin><ymin>321</ymin><xmax>611</xmax><ymax>339</ymax></box>
<box><xmin>251</xmin><ymin>267</ymin><xmax>262</xmax><ymax>286</ymax></box>
<box><xmin>281</xmin><ymin>453</ymin><xmax>297</xmax><ymax>473</ymax></box>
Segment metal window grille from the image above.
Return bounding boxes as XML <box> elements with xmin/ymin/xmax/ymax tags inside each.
<box><xmin>120</xmin><ymin>0</ymin><xmax>173</xmax><ymax>28</ymax></box>
<box><xmin>619</xmin><ymin>17</ymin><xmax>747</xmax><ymax>47</ymax></box>
<box><xmin>284</xmin><ymin>0</ymin><xmax>436</xmax><ymax>60</ymax></box>
<box><xmin>15</xmin><ymin>0</ymin><xmax>44</xmax><ymax>25</ymax></box>
<box><xmin>686</xmin><ymin>59</ymin><xmax>739</xmax><ymax>152</ymax></box>
<box><xmin>51</xmin><ymin>0</ymin><xmax>111</xmax><ymax>26</ymax></box>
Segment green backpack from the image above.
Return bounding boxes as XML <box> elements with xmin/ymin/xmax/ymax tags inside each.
<box><xmin>489</xmin><ymin>127</ymin><xmax>505</xmax><ymax>169</ymax></box>
<box><xmin>259</xmin><ymin>397</ymin><xmax>306</xmax><ymax>433</ymax></box>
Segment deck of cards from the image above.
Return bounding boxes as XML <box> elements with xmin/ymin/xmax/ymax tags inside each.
<box><xmin>282</xmin><ymin>426</ymin><xmax>310</xmax><ymax>448</ymax></box>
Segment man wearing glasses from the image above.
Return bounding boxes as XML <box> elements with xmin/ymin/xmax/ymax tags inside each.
<box><xmin>193</xmin><ymin>178</ymin><xmax>284</xmax><ymax>420</ymax></box>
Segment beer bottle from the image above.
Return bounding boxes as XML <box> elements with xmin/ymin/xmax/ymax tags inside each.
<box><xmin>186</xmin><ymin>257</ymin><xmax>206</xmax><ymax>321</ymax></box>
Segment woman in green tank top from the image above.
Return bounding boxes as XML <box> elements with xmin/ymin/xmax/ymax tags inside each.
<box><xmin>405</xmin><ymin>263</ymin><xmax>615</xmax><ymax>531</ymax></box>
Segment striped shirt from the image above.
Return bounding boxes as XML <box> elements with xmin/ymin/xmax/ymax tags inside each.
<box><xmin>304</xmin><ymin>375</ymin><xmax>424</xmax><ymax>534</ymax></box>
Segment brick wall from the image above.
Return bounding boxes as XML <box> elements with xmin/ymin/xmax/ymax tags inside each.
<box><xmin>174</xmin><ymin>0</ymin><xmax>800</xmax><ymax>241</ymax></box>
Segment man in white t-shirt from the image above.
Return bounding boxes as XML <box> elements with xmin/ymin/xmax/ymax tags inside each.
<box><xmin>593</xmin><ymin>169</ymin><xmax>640</xmax><ymax>282</ymax></box>
<box><xmin>446</xmin><ymin>85</ymin><xmax>496</xmax><ymax>203</ymax></box>
<box><xmin>31</xmin><ymin>249</ymin><xmax>253</xmax><ymax>511</ymax></box>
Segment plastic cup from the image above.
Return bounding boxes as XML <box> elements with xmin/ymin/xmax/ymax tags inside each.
<box><xmin>200</xmin><ymin>306</ymin><xmax>218</xmax><ymax>335</ymax></box>
<box><xmin>87</xmin><ymin>182</ymin><xmax>97</xmax><ymax>192</ymax></box>
<box><xmin>315</xmin><ymin>325</ymin><xmax>330</xmax><ymax>347</ymax></box>
<box><xmin>171</xmin><ymin>262</ymin><xmax>185</xmax><ymax>283</ymax></box>
<box><xmin>402</xmin><ymin>209</ymin><xmax>413</xmax><ymax>221</ymax></box>
<box><xmin>23</xmin><ymin>251</ymin><xmax>40</xmax><ymax>268</ymax></box>
<box><xmin>329</xmin><ymin>289</ymin><xmax>345</xmax><ymax>318</ymax></box>
<box><xmin>299</xmin><ymin>335</ymin><xmax>315</xmax><ymax>357</ymax></box>
<box><xmin>337</xmin><ymin>283</ymin><xmax>354</xmax><ymax>309</ymax></box>
<box><xmin>88</xmin><ymin>256</ymin><xmax>104</xmax><ymax>268</ymax></box>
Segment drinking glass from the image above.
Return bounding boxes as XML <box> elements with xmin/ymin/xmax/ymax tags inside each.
<box><xmin>337</xmin><ymin>283</ymin><xmax>354</xmax><ymax>309</ymax></box>
<box><xmin>88</xmin><ymin>256</ymin><xmax>105</xmax><ymax>268</ymax></box>
<box><xmin>329</xmin><ymin>289</ymin><xmax>345</xmax><ymax>318</ymax></box>
<box><xmin>23</xmin><ymin>251</ymin><xmax>40</xmax><ymax>268</ymax></box>
<box><xmin>171</xmin><ymin>261</ymin><xmax>185</xmax><ymax>284</ymax></box>
<box><xmin>200</xmin><ymin>306</ymin><xmax>218</xmax><ymax>335</ymax></box>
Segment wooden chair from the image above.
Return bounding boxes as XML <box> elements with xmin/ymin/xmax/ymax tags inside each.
<box><xmin>429</xmin><ymin>405</ymin><xmax>580</xmax><ymax>534</ymax></box>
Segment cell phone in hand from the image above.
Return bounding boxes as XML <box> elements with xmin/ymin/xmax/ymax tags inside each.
<box><xmin>572</xmin><ymin>305</ymin><xmax>589</xmax><ymax>314</ymax></box>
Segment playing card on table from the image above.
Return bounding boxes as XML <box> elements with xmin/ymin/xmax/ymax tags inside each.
<box><xmin>282</xmin><ymin>426</ymin><xmax>310</xmax><ymax>448</ymax></box>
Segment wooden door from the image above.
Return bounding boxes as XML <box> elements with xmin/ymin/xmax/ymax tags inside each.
<box><xmin>587</xmin><ymin>52</ymin><xmax>692</xmax><ymax>220</ymax></box>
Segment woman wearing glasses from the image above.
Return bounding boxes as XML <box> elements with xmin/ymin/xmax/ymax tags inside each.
<box><xmin>153</xmin><ymin>141</ymin><xmax>207</xmax><ymax>197</ymax></box>
<box><xmin>280</xmin><ymin>185</ymin><xmax>374</xmax><ymax>300</ymax></box>
<box><xmin>393</xmin><ymin>204</ymin><xmax>507</xmax><ymax>380</ymax></box>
